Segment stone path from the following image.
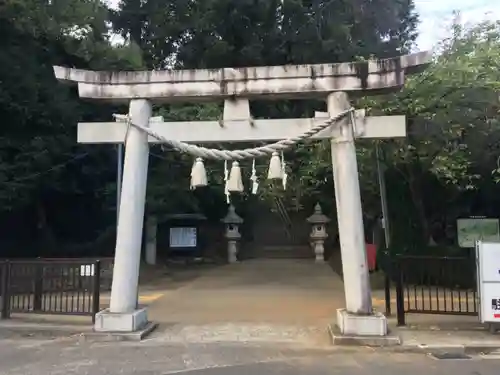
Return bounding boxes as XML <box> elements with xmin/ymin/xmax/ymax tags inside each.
<box><xmin>147</xmin><ymin>259</ymin><xmax>345</xmax><ymax>324</ymax></box>
<box><xmin>143</xmin><ymin>259</ymin><xmax>345</xmax><ymax>346</ymax></box>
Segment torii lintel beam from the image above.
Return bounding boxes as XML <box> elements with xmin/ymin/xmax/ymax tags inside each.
<box><xmin>77</xmin><ymin>114</ymin><xmax>406</xmax><ymax>144</ymax></box>
<box><xmin>53</xmin><ymin>52</ymin><xmax>431</xmax><ymax>103</ymax></box>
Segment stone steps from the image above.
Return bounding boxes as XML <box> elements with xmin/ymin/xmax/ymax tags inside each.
<box><xmin>251</xmin><ymin>245</ymin><xmax>313</xmax><ymax>259</ymax></box>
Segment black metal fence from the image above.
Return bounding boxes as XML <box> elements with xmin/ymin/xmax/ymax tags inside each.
<box><xmin>0</xmin><ymin>258</ymin><xmax>112</xmax><ymax>322</ymax></box>
<box><xmin>392</xmin><ymin>255</ymin><xmax>478</xmax><ymax>325</ymax></box>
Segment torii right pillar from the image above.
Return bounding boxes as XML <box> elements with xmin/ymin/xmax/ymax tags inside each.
<box><xmin>328</xmin><ymin>92</ymin><xmax>388</xmax><ymax>339</ymax></box>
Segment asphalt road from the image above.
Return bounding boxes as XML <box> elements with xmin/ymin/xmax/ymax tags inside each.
<box><xmin>0</xmin><ymin>333</ymin><xmax>499</xmax><ymax>375</ymax></box>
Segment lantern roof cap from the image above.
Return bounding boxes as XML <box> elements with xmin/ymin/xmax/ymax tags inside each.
<box><xmin>307</xmin><ymin>203</ymin><xmax>330</xmax><ymax>224</ymax></box>
<box><xmin>221</xmin><ymin>205</ymin><xmax>244</xmax><ymax>224</ymax></box>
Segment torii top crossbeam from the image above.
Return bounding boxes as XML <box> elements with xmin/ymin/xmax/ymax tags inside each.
<box><xmin>53</xmin><ymin>52</ymin><xmax>431</xmax><ymax>102</ymax></box>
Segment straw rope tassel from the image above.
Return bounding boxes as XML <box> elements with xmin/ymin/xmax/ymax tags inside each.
<box><xmin>190</xmin><ymin>160</ymin><xmax>196</xmax><ymax>190</ymax></box>
<box><xmin>190</xmin><ymin>157</ymin><xmax>208</xmax><ymax>188</ymax></box>
<box><xmin>224</xmin><ymin>160</ymin><xmax>230</xmax><ymax>203</ymax></box>
<box><xmin>251</xmin><ymin>159</ymin><xmax>259</xmax><ymax>194</ymax></box>
<box><xmin>267</xmin><ymin>152</ymin><xmax>283</xmax><ymax>180</ymax></box>
<box><xmin>281</xmin><ymin>152</ymin><xmax>287</xmax><ymax>190</ymax></box>
<box><xmin>227</xmin><ymin>161</ymin><xmax>244</xmax><ymax>192</ymax></box>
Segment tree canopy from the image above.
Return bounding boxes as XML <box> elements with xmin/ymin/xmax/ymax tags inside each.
<box><xmin>1</xmin><ymin>0</ymin><xmax>499</xmax><ymax>258</ymax></box>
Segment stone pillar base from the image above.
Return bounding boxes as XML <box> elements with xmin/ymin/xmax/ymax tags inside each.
<box><xmin>314</xmin><ymin>256</ymin><xmax>325</xmax><ymax>264</ymax></box>
<box><xmin>312</xmin><ymin>241</ymin><xmax>325</xmax><ymax>263</ymax></box>
<box><xmin>227</xmin><ymin>241</ymin><xmax>239</xmax><ymax>263</ymax></box>
<box><xmin>94</xmin><ymin>307</ymin><xmax>149</xmax><ymax>332</ymax></box>
<box><xmin>336</xmin><ymin>308</ymin><xmax>387</xmax><ymax>336</ymax></box>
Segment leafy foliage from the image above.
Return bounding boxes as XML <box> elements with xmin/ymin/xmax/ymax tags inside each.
<box><xmin>359</xmin><ymin>19</ymin><xmax>500</xmax><ymax>245</ymax></box>
<box><xmin>4</xmin><ymin>0</ymin><xmax>500</xmax><ymax>256</ymax></box>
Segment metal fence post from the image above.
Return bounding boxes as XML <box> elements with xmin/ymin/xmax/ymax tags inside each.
<box><xmin>92</xmin><ymin>260</ymin><xmax>101</xmax><ymax>324</ymax></box>
<box><xmin>1</xmin><ymin>262</ymin><xmax>11</xmax><ymax>319</ymax></box>
<box><xmin>383</xmin><ymin>252</ymin><xmax>392</xmax><ymax>316</ymax></box>
<box><xmin>384</xmin><ymin>274</ymin><xmax>392</xmax><ymax>316</ymax></box>
<box><xmin>395</xmin><ymin>257</ymin><xmax>406</xmax><ymax>326</ymax></box>
<box><xmin>33</xmin><ymin>261</ymin><xmax>43</xmax><ymax>311</ymax></box>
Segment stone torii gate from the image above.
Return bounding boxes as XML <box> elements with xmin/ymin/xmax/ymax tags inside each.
<box><xmin>53</xmin><ymin>51</ymin><xmax>430</xmax><ymax>338</ymax></box>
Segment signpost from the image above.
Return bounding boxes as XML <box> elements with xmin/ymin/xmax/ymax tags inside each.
<box><xmin>457</xmin><ymin>218</ymin><xmax>500</xmax><ymax>248</ymax></box>
<box><xmin>476</xmin><ymin>241</ymin><xmax>500</xmax><ymax>332</ymax></box>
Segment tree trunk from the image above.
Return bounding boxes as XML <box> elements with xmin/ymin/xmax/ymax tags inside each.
<box><xmin>407</xmin><ymin>164</ymin><xmax>433</xmax><ymax>245</ymax></box>
<box><xmin>36</xmin><ymin>201</ymin><xmax>57</xmax><ymax>256</ymax></box>
<box><xmin>406</xmin><ymin>118</ymin><xmax>434</xmax><ymax>247</ymax></box>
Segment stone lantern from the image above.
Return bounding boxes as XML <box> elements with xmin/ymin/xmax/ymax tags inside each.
<box><xmin>307</xmin><ymin>203</ymin><xmax>330</xmax><ymax>263</ymax></box>
<box><xmin>221</xmin><ymin>204</ymin><xmax>244</xmax><ymax>263</ymax></box>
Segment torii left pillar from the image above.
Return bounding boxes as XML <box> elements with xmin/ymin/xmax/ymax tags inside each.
<box><xmin>94</xmin><ymin>99</ymin><xmax>152</xmax><ymax>332</ymax></box>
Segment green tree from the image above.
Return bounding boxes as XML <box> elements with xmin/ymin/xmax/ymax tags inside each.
<box><xmin>110</xmin><ymin>0</ymin><xmax>420</xmax><ymax>218</ymax></box>
<box><xmin>361</xmin><ymin>19</ymin><xmax>500</xmax><ymax>246</ymax></box>
<box><xmin>0</xmin><ymin>0</ymin><xmax>144</xmax><ymax>255</ymax></box>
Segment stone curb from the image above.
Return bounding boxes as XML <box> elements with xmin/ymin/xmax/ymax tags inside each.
<box><xmin>0</xmin><ymin>320</ymin><xmax>158</xmax><ymax>342</ymax></box>
<box><xmin>396</xmin><ymin>343</ymin><xmax>500</xmax><ymax>355</ymax></box>
<box><xmin>330</xmin><ymin>341</ymin><xmax>500</xmax><ymax>355</ymax></box>
<box><xmin>0</xmin><ymin>322</ymin><xmax>92</xmax><ymax>331</ymax></box>
<box><xmin>81</xmin><ymin>322</ymin><xmax>158</xmax><ymax>342</ymax></box>
<box><xmin>328</xmin><ymin>324</ymin><xmax>401</xmax><ymax>347</ymax></box>
<box><xmin>0</xmin><ymin>321</ymin><xmax>93</xmax><ymax>337</ymax></box>
<box><xmin>328</xmin><ymin>324</ymin><xmax>500</xmax><ymax>354</ymax></box>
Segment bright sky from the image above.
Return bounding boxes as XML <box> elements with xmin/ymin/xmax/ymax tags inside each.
<box><xmin>106</xmin><ymin>0</ymin><xmax>500</xmax><ymax>52</ymax></box>
<box><xmin>415</xmin><ymin>0</ymin><xmax>500</xmax><ymax>50</ymax></box>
